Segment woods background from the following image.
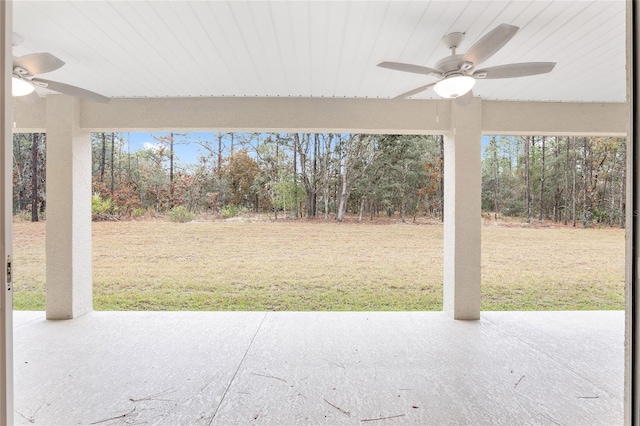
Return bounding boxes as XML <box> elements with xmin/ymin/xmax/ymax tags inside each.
<box><xmin>13</xmin><ymin>132</ymin><xmax>626</xmax><ymax>228</ymax></box>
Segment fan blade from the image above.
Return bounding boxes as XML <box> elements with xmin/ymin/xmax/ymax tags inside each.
<box><xmin>474</xmin><ymin>62</ymin><xmax>556</xmax><ymax>79</ymax></box>
<box><xmin>454</xmin><ymin>90</ymin><xmax>474</xmax><ymax>107</ymax></box>
<box><xmin>14</xmin><ymin>53</ymin><xmax>65</xmax><ymax>75</ymax></box>
<box><xmin>31</xmin><ymin>78</ymin><xmax>110</xmax><ymax>103</ymax></box>
<box><xmin>378</xmin><ymin>61</ymin><xmax>440</xmax><ymax>76</ymax></box>
<box><xmin>461</xmin><ymin>24</ymin><xmax>519</xmax><ymax>67</ymax></box>
<box><xmin>391</xmin><ymin>82</ymin><xmax>437</xmax><ymax>100</ymax></box>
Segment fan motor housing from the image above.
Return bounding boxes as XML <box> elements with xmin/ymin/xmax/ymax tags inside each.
<box><xmin>435</xmin><ymin>54</ymin><xmax>465</xmax><ymax>73</ymax></box>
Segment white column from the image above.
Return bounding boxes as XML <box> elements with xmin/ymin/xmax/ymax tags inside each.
<box><xmin>45</xmin><ymin>95</ymin><xmax>92</xmax><ymax>319</ymax></box>
<box><xmin>443</xmin><ymin>97</ymin><xmax>482</xmax><ymax>320</ymax></box>
<box><xmin>0</xmin><ymin>1</ymin><xmax>14</xmax><ymax>423</ymax></box>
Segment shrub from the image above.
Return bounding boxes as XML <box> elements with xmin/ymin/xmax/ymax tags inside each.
<box><xmin>132</xmin><ymin>208</ymin><xmax>146</xmax><ymax>218</ymax></box>
<box><xmin>92</xmin><ymin>193</ymin><xmax>115</xmax><ymax>220</ymax></box>
<box><xmin>168</xmin><ymin>205</ymin><xmax>195</xmax><ymax>223</ymax></box>
<box><xmin>220</xmin><ymin>205</ymin><xmax>249</xmax><ymax>219</ymax></box>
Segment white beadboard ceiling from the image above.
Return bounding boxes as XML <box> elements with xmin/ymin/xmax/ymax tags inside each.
<box><xmin>11</xmin><ymin>0</ymin><xmax>626</xmax><ymax>103</ymax></box>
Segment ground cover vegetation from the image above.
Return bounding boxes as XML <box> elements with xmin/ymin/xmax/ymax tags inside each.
<box><xmin>11</xmin><ymin>132</ymin><xmax>626</xmax><ymax>311</ymax></box>
<box><xmin>12</xmin><ymin>220</ymin><xmax>624</xmax><ymax>311</ymax></box>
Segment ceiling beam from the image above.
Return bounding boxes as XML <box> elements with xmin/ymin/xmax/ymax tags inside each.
<box><xmin>483</xmin><ymin>101</ymin><xmax>628</xmax><ymax>137</ymax></box>
<box><xmin>12</xmin><ymin>96</ymin><xmax>628</xmax><ymax>136</ymax></box>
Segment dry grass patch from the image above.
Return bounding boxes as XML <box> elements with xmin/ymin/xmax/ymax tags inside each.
<box><xmin>12</xmin><ymin>219</ymin><xmax>624</xmax><ymax>311</ymax></box>
<box><xmin>481</xmin><ymin>225</ymin><xmax>624</xmax><ymax>310</ymax></box>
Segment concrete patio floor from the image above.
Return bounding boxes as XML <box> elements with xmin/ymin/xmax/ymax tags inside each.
<box><xmin>13</xmin><ymin>310</ymin><xmax>623</xmax><ymax>425</ymax></box>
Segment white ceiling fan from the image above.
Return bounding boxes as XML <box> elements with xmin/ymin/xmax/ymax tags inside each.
<box><xmin>12</xmin><ymin>38</ymin><xmax>110</xmax><ymax>104</ymax></box>
<box><xmin>378</xmin><ymin>24</ymin><xmax>556</xmax><ymax>104</ymax></box>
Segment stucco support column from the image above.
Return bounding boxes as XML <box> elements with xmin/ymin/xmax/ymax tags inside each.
<box><xmin>443</xmin><ymin>97</ymin><xmax>482</xmax><ymax>320</ymax></box>
<box><xmin>45</xmin><ymin>95</ymin><xmax>92</xmax><ymax>319</ymax></box>
<box><xmin>1</xmin><ymin>1</ymin><xmax>14</xmax><ymax>423</ymax></box>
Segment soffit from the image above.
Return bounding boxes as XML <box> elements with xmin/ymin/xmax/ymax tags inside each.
<box><xmin>12</xmin><ymin>0</ymin><xmax>626</xmax><ymax>103</ymax></box>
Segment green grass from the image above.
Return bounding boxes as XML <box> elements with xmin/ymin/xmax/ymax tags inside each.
<box><xmin>12</xmin><ymin>218</ymin><xmax>625</xmax><ymax>311</ymax></box>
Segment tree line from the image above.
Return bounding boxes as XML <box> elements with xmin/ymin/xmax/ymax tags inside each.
<box><xmin>482</xmin><ymin>136</ymin><xmax>626</xmax><ymax>228</ymax></box>
<box><xmin>12</xmin><ymin>132</ymin><xmax>625</xmax><ymax>227</ymax></box>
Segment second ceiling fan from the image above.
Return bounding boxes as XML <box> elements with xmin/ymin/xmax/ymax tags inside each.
<box><xmin>378</xmin><ymin>24</ymin><xmax>556</xmax><ymax>103</ymax></box>
<box><xmin>12</xmin><ymin>36</ymin><xmax>110</xmax><ymax>104</ymax></box>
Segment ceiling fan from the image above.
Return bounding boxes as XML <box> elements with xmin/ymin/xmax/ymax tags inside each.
<box><xmin>12</xmin><ymin>51</ymin><xmax>110</xmax><ymax>104</ymax></box>
<box><xmin>378</xmin><ymin>24</ymin><xmax>556</xmax><ymax>104</ymax></box>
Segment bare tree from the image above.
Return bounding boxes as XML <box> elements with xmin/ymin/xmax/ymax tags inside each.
<box><xmin>31</xmin><ymin>133</ymin><xmax>39</xmax><ymax>222</ymax></box>
<box><xmin>582</xmin><ymin>137</ymin><xmax>591</xmax><ymax>227</ymax></box>
<box><xmin>563</xmin><ymin>137</ymin><xmax>570</xmax><ymax>225</ymax></box>
<box><xmin>619</xmin><ymin>139</ymin><xmax>626</xmax><ymax>228</ymax></box>
<box><xmin>335</xmin><ymin>134</ymin><xmax>381</xmax><ymax>222</ymax></box>
<box><xmin>99</xmin><ymin>132</ymin><xmax>106</xmax><ymax>183</ymax></box>
<box><xmin>538</xmin><ymin>136</ymin><xmax>546</xmax><ymax>222</ymax></box>
<box><xmin>524</xmin><ymin>136</ymin><xmax>532</xmax><ymax>223</ymax></box>
<box><xmin>439</xmin><ymin>135</ymin><xmax>444</xmax><ymax>222</ymax></box>
<box><xmin>320</xmin><ymin>134</ymin><xmax>334</xmax><ymax>221</ymax></box>
<box><xmin>110</xmin><ymin>132</ymin><xmax>115</xmax><ymax>197</ymax></box>
<box><xmin>572</xmin><ymin>137</ymin><xmax>577</xmax><ymax>227</ymax></box>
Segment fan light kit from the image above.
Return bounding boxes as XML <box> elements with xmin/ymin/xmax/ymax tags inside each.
<box><xmin>12</xmin><ymin>76</ymin><xmax>35</xmax><ymax>96</ymax></box>
<box><xmin>378</xmin><ymin>23</ymin><xmax>556</xmax><ymax>103</ymax></box>
<box><xmin>433</xmin><ymin>75</ymin><xmax>475</xmax><ymax>99</ymax></box>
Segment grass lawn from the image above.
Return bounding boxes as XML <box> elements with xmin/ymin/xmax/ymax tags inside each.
<box><xmin>12</xmin><ymin>218</ymin><xmax>625</xmax><ymax>311</ymax></box>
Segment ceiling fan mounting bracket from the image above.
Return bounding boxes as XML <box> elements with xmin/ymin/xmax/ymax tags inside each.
<box><xmin>441</xmin><ymin>32</ymin><xmax>465</xmax><ymax>51</ymax></box>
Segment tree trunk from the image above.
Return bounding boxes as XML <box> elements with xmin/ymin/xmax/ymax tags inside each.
<box><xmin>217</xmin><ymin>133</ymin><xmax>223</xmax><ymax>175</ymax></box>
<box><xmin>169</xmin><ymin>132</ymin><xmax>175</xmax><ymax>208</ymax></box>
<box><xmin>15</xmin><ymin>136</ymin><xmax>25</xmax><ymax>213</ymax></box>
<box><xmin>313</xmin><ymin>133</ymin><xmax>319</xmax><ymax>218</ymax></box>
<box><xmin>336</xmin><ymin>174</ymin><xmax>350</xmax><ymax>222</ymax></box>
<box><xmin>492</xmin><ymin>137</ymin><xmax>499</xmax><ymax>220</ymax></box>
<box><xmin>334</xmin><ymin>138</ymin><xmax>341</xmax><ymax>217</ymax></box>
<box><xmin>564</xmin><ymin>137</ymin><xmax>570</xmax><ymax>225</ymax></box>
<box><xmin>620</xmin><ymin>139</ymin><xmax>626</xmax><ymax>228</ymax></box>
<box><xmin>274</xmin><ymin>140</ymin><xmax>279</xmax><ymax>220</ymax></box>
<box><xmin>572</xmin><ymin>137</ymin><xmax>577</xmax><ymax>227</ymax></box>
<box><xmin>553</xmin><ymin>137</ymin><xmax>559</xmax><ymax>222</ymax></box>
<box><xmin>110</xmin><ymin>132</ymin><xmax>115</xmax><ymax>197</ymax></box>
<box><xmin>539</xmin><ymin>136</ymin><xmax>546</xmax><ymax>222</ymax></box>
<box><xmin>322</xmin><ymin>134</ymin><xmax>333</xmax><ymax>221</ymax></box>
<box><xmin>292</xmin><ymin>134</ymin><xmax>298</xmax><ymax>219</ymax></box>
<box><xmin>582</xmin><ymin>137</ymin><xmax>591</xmax><ymax>228</ymax></box>
<box><xmin>295</xmin><ymin>133</ymin><xmax>315</xmax><ymax>219</ymax></box>
<box><xmin>99</xmin><ymin>132</ymin><xmax>106</xmax><ymax>183</ymax></box>
<box><xmin>609</xmin><ymin>153</ymin><xmax>616</xmax><ymax>227</ymax></box>
<box><xmin>524</xmin><ymin>136</ymin><xmax>531</xmax><ymax>223</ymax></box>
<box><xmin>31</xmin><ymin>133</ymin><xmax>39</xmax><ymax>222</ymax></box>
<box><xmin>439</xmin><ymin>135</ymin><xmax>444</xmax><ymax>222</ymax></box>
